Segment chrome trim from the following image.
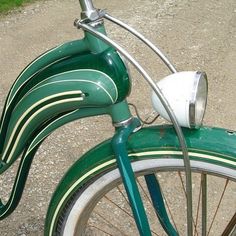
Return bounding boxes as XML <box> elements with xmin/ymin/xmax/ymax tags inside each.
<box><xmin>113</xmin><ymin>117</ymin><xmax>134</xmax><ymax>128</ymax></box>
<box><xmin>79</xmin><ymin>0</ymin><xmax>100</xmax><ymax>22</ymax></box>
<box><xmin>78</xmin><ymin>21</ymin><xmax>193</xmax><ymax>235</ymax></box>
<box><xmin>189</xmin><ymin>71</ymin><xmax>208</xmax><ymax>129</ymax></box>
<box><xmin>104</xmin><ymin>13</ymin><xmax>177</xmax><ymax>74</ymax></box>
<box><xmin>189</xmin><ymin>72</ymin><xmax>198</xmax><ymax>128</ymax></box>
<box><xmin>79</xmin><ymin>0</ymin><xmax>95</xmax><ymax>12</ymax></box>
<box><xmin>189</xmin><ymin>102</ymin><xmax>196</xmax><ymax>128</ymax></box>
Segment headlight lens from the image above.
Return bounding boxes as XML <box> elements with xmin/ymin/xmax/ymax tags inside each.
<box><xmin>151</xmin><ymin>71</ymin><xmax>208</xmax><ymax>129</ymax></box>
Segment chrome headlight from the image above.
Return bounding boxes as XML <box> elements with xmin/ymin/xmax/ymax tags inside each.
<box><xmin>151</xmin><ymin>71</ymin><xmax>208</xmax><ymax>128</ymax></box>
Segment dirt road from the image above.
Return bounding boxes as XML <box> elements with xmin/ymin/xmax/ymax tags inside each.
<box><xmin>0</xmin><ymin>0</ymin><xmax>235</xmax><ymax>235</ymax></box>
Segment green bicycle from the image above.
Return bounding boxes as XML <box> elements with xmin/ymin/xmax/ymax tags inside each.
<box><xmin>0</xmin><ymin>0</ymin><xmax>235</xmax><ymax>235</ymax></box>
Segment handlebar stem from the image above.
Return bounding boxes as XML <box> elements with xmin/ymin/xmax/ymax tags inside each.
<box><xmin>79</xmin><ymin>0</ymin><xmax>95</xmax><ymax>12</ymax></box>
<box><xmin>79</xmin><ymin>0</ymin><xmax>100</xmax><ymax>22</ymax></box>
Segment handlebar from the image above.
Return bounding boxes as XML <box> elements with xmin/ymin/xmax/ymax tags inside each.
<box><xmin>79</xmin><ymin>0</ymin><xmax>101</xmax><ymax>22</ymax></box>
<box><xmin>79</xmin><ymin>0</ymin><xmax>95</xmax><ymax>12</ymax></box>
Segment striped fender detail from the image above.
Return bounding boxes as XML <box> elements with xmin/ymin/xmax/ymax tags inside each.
<box><xmin>0</xmin><ymin>69</ymin><xmax>118</xmax><ymax>165</ymax></box>
<box><xmin>48</xmin><ymin>150</ymin><xmax>236</xmax><ymax>235</ymax></box>
<box><xmin>6</xmin><ymin>39</ymin><xmax>87</xmax><ymax>107</ymax></box>
<box><xmin>0</xmin><ymin>69</ymin><xmax>117</xmax><ymax>137</ymax></box>
<box><xmin>0</xmin><ymin>39</ymin><xmax>88</xmax><ymax>145</ymax></box>
<box><xmin>49</xmin><ymin>159</ymin><xmax>116</xmax><ymax>236</ymax></box>
<box><xmin>18</xmin><ymin>69</ymin><xmax>118</xmax><ymax>104</ymax></box>
<box><xmin>0</xmin><ymin>109</ymin><xmax>80</xmax><ymax>219</ymax></box>
<box><xmin>2</xmin><ymin>92</ymin><xmax>84</xmax><ymax>164</ymax></box>
<box><xmin>7</xmin><ymin>55</ymin><xmax>68</xmax><ymax>107</ymax></box>
<box><xmin>133</xmin><ymin>150</ymin><xmax>236</xmax><ymax>167</ymax></box>
<box><xmin>0</xmin><ymin>50</ymin><xmax>68</xmax><ymax>135</ymax></box>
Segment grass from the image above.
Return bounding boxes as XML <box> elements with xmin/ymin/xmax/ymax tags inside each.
<box><xmin>0</xmin><ymin>0</ymin><xmax>36</xmax><ymax>14</ymax></box>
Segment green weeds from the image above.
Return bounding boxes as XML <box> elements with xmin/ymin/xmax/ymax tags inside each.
<box><xmin>0</xmin><ymin>0</ymin><xmax>36</xmax><ymax>14</ymax></box>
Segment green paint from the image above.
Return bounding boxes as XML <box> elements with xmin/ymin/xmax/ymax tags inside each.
<box><xmin>0</xmin><ymin>37</ymin><xmax>131</xmax><ymax>158</ymax></box>
<box><xmin>145</xmin><ymin>174</ymin><xmax>179</xmax><ymax>235</ymax></box>
<box><xmin>0</xmin><ymin>143</ymin><xmax>40</xmax><ymax>219</ymax></box>
<box><xmin>0</xmin><ymin>11</ymin><xmax>235</xmax><ymax>235</ymax></box>
<box><xmin>109</xmin><ymin>100</ymin><xmax>132</xmax><ymax>123</ymax></box>
<box><xmin>0</xmin><ymin>69</ymin><xmax>119</xmax><ymax>170</ymax></box>
<box><xmin>45</xmin><ymin>125</ymin><xmax>236</xmax><ymax>235</ymax></box>
<box><xmin>84</xmin><ymin>24</ymin><xmax>110</xmax><ymax>53</ymax></box>
<box><xmin>111</xmin><ymin>118</ymin><xmax>152</xmax><ymax>236</ymax></box>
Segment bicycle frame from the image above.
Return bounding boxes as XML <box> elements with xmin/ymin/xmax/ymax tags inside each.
<box><xmin>0</xmin><ymin>25</ymin><xmax>134</xmax><ymax>217</ymax></box>
<box><xmin>0</xmin><ymin>0</ymin><xmax>236</xmax><ymax>235</ymax></box>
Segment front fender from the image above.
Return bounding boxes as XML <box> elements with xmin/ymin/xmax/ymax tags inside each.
<box><xmin>45</xmin><ymin>125</ymin><xmax>236</xmax><ymax>235</ymax></box>
<box><xmin>0</xmin><ymin>69</ymin><xmax>118</xmax><ymax>170</ymax></box>
<box><xmin>0</xmin><ymin>39</ymin><xmax>131</xmax><ymax>161</ymax></box>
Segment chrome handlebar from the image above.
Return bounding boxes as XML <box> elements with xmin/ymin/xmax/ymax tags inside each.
<box><xmin>79</xmin><ymin>0</ymin><xmax>100</xmax><ymax>22</ymax></box>
<box><xmin>76</xmin><ymin>1</ymin><xmax>193</xmax><ymax>234</ymax></box>
<box><xmin>79</xmin><ymin>0</ymin><xmax>95</xmax><ymax>11</ymax></box>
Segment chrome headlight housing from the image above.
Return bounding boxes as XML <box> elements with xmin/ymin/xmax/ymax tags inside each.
<box><xmin>151</xmin><ymin>71</ymin><xmax>208</xmax><ymax>128</ymax></box>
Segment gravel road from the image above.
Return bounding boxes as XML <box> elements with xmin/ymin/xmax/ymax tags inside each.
<box><xmin>0</xmin><ymin>0</ymin><xmax>235</xmax><ymax>235</ymax></box>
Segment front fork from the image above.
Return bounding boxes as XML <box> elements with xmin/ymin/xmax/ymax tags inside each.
<box><xmin>111</xmin><ymin>116</ymin><xmax>178</xmax><ymax>236</ymax></box>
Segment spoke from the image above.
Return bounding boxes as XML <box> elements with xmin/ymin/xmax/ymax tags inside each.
<box><xmin>201</xmin><ymin>174</ymin><xmax>207</xmax><ymax>236</ymax></box>
<box><xmin>207</xmin><ymin>179</ymin><xmax>229</xmax><ymax>235</ymax></box>
<box><xmin>87</xmin><ymin>225</ymin><xmax>113</xmax><ymax>235</ymax></box>
<box><xmin>178</xmin><ymin>172</ymin><xmax>199</xmax><ymax>234</ymax></box>
<box><xmin>117</xmin><ymin>183</ymin><xmax>157</xmax><ymax>235</ymax></box>
<box><xmin>152</xmin><ymin>174</ymin><xmax>179</xmax><ymax>234</ymax></box>
<box><xmin>162</xmin><ymin>194</ymin><xmax>179</xmax><ymax>234</ymax></box>
<box><xmin>94</xmin><ymin>210</ymin><xmax>130</xmax><ymax>236</ymax></box>
<box><xmin>136</xmin><ymin>178</ymin><xmax>161</xmax><ymax>236</ymax></box>
<box><xmin>106</xmin><ymin>189</ymin><xmax>160</xmax><ymax>236</ymax></box>
<box><xmin>178</xmin><ymin>171</ymin><xmax>187</xmax><ymax>197</ymax></box>
<box><xmin>117</xmin><ymin>186</ymin><xmax>130</xmax><ymax>206</ymax></box>
<box><xmin>138</xmin><ymin>176</ymin><xmax>181</xmax><ymax>235</ymax></box>
<box><xmin>104</xmin><ymin>195</ymin><xmax>133</xmax><ymax>219</ymax></box>
<box><xmin>145</xmin><ymin>174</ymin><xmax>179</xmax><ymax>235</ymax></box>
<box><xmin>137</xmin><ymin>178</ymin><xmax>152</xmax><ymax>204</ymax></box>
<box><xmin>193</xmin><ymin>180</ymin><xmax>201</xmax><ymax>236</ymax></box>
<box><xmin>222</xmin><ymin>211</ymin><xmax>236</xmax><ymax>236</ymax></box>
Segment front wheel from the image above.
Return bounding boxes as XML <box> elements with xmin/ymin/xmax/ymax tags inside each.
<box><xmin>53</xmin><ymin>154</ymin><xmax>236</xmax><ymax>236</ymax></box>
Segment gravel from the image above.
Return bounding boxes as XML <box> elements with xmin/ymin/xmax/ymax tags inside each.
<box><xmin>0</xmin><ymin>0</ymin><xmax>235</xmax><ymax>234</ymax></box>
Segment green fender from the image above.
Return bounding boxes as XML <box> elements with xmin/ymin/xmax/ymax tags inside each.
<box><xmin>45</xmin><ymin>125</ymin><xmax>236</xmax><ymax>235</ymax></box>
<box><xmin>0</xmin><ymin>69</ymin><xmax>118</xmax><ymax>170</ymax></box>
<box><xmin>0</xmin><ymin>33</ymin><xmax>131</xmax><ymax>218</ymax></box>
<box><xmin>0</xmin><ymin>38</ymin><xmax>131</xmax><ymax>158</ymax></box>
<box><xmin>0</xmin><ymin>69</ymin><xmax>120</xmax><ymax>219</ymax></box>
<box><xmin>0</xmin><ymin>40</ymin><xmax>130</xmax><ymax>157</ymax></box>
